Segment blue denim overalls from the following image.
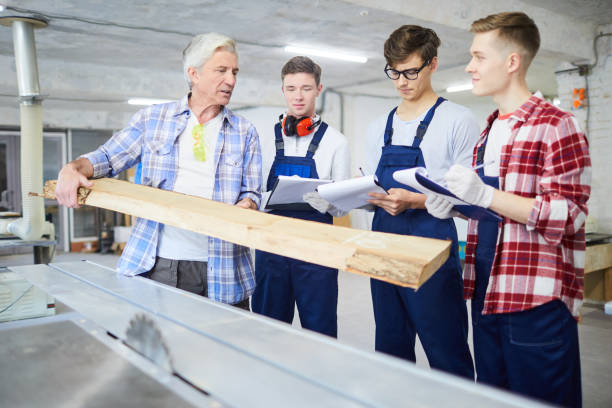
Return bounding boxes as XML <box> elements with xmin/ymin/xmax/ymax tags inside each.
<box><xmin>370</xmin><ymin>98</ymin><xmax>474</xmax><ymax>379</ymax></box>
<box><xmin>252</xmin><ymin>122</ymin><xmax>338</xmax><ymax>337</ymax></box>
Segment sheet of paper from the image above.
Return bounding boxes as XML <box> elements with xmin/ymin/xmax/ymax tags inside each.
<box><xmin>266</xmin><ymin>175</ymin><xmax>333</xmax><ymax>207</ymax></box>
<box><xmin>317</xmin><ymin>175</ymin><xmax>387</xmax><ymax>212</ymax></box>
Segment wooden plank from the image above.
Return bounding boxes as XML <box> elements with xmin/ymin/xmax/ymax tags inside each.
<box><xmin>584</xmin><ymin>272</ymin><xmax>605</xmax><ymax>302</ymax></box>
<box><xmin>333</xmin><ymin>214</ymin><xmax>351</xmax><ymax>228</ymax></box>
<box><xmin>37</xmin><ymin>178</ymin><xmax>450</xmax><ymax>288</ymax></box>
<box><xmin>605</xmin><ymin>268</ymin><xmax>612</xmax><ymax>302</ymax></box>
<box><xmin>584</xmin><ymin>243</ymin><xmax>612</xmax><ymax>274</ymax></box>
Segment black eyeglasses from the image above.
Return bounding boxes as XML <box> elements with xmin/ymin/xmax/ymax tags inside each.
<box><xmin>384</xmin><ymin>59</ymin><xmax>431</xmax><ymax>80</ymax></box>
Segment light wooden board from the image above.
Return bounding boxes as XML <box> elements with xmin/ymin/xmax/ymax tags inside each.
<box><xmin>585</xmin><ymin>243</ymin><xmax>612</xmax><ymax>274</ymax></box>
<box><xmin>584</xmin><ymin>244</ymin><xmax>612</xmax><ymax>302</ymax></box>
<box><xmin>605</xmin><ymin>269</ymin><xmax>612</xmax><ymax>302</ymax></box>
<box><xmin>38</xmin><ymin>178</ymin><xmax>451</xmax><ymax>288</ymax></box>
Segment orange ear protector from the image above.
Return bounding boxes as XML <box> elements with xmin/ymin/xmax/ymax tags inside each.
<box><xmin>280</xmin><ymin>114</ymin><xmax>320</xmax><ymax>137</ymax></box>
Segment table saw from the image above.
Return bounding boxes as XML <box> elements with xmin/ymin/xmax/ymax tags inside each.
<box><xmin>3</xmin><ymin>261</ymin><xmax>547</xmax><ymax>407</ymax></box>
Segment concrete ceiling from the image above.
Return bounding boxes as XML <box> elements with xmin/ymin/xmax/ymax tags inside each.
<box><xmin>0</xmin><ymin>0</ymin><xmax>608</xmax><ymax>127</ymax></box>
<box><xmin>521</xmin><ymin>0</ymin><xmax>612</xmax><ymax>25</ymax></box>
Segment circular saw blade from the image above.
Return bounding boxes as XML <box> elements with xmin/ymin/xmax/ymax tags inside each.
<box><xmin>125</xmin><ymin>313</ymin><xmax>174</xmax><ymax>372</ymax></box>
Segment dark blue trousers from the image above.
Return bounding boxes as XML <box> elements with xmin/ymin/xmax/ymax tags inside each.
<box><xmin>252</xmin><ymin>250</ymin><xmax>338</xmax><ymax>338</ymax></box>
<box><xmin>371</xmin><ymin>262</ymin><xmax>474</xmax><ymax>380</ymax></box>
<box><xmin>473</xmin><ymin>250</ymin><xmax>582</xmax><ymax>407</ymax></box>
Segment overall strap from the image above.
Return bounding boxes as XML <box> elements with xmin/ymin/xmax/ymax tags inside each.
<box><xmin>274</xmin><ymin>122</ymin><xmax>285</xmax><ymax>156</ymax></box>
<box><xmin>476</xmin><ymin>127</ymin><xmax>500</xmax><ymax>189</ymax></box>
<box><xmin>476</xmin><ymin>136</ymin><xmax>488</xmax><ymax>178</ymax></box>
<box><xmin>476</xmin><ymin>110</ymin><xmax>500</xmax><ymax>178</ymax></box>
<box><xmin>383</xmin><ymin>107</ymin><xmax>397</xmax><ymax>146</ymax></box>
<box><xmin>412</xmin><ymin>96</ymin><xmax>446</xmax><ymax>147</ymax></box>
<box><xmin>305</xmin><ymin>122</ymin><xmax>328</xmax><ymax>159</ymax></box>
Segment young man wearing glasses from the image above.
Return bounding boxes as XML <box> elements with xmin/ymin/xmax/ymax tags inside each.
<box><xmin>363</xmin><ymin>25</ymin><xmax>479</xmax><ymax>378</ymax></box>
<box><xmin>251</xmin><ymin>56</ymin><xmax>350</xmax><ymax>338</ymax></box>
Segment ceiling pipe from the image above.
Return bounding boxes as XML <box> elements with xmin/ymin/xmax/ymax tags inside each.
<box><xmin>0</xmin><ymin>15</ymin><xmax>54</xmax><ymax>242</ymax></box>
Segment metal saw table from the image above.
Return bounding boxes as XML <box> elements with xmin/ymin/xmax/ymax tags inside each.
<box><xmin>4</xmin><ymin>261</ymin><xmax>548</xmax><ymax>407</ymax></box>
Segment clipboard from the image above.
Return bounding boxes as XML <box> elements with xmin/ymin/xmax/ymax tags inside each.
<box><xmin>265</xmin><ymin>175</ymin><xmax>333</xmax><ymax>211</ymax></box>
<box><xmin>393</xmin><ymin>167</ymin><xmax>502</xmax><ymax>222</ymax></box>
<box><xmin>317</xmin><ymin>175</ymin><xmax>388</xmax><ymax>213</ymax></box>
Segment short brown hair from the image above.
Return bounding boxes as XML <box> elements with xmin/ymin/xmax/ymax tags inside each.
<box><xmin>281</xmin><ymin>56</ymin><xmax>321</xmax><ymax>86</ymax></box>
<box><xmin>470</xmin><ymin>12</ymin><xmax>540</xmax><ymax>66</ymax></box>
<box><xmin>384</xmin><ymin>25</ymin><xmax>441</xmax><ymax>67</ymax></box>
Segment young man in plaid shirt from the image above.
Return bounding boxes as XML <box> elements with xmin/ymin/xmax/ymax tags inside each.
<box><xmin>425</xmin><ymin>12</ymin><xmax>590</xmax><ymax>407</ymax></box>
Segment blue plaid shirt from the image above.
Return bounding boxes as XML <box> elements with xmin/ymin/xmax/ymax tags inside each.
<box><xmin>83</xmin><ymin>95</ymin><xmax>262</xmax><ymax>304</ymax></box>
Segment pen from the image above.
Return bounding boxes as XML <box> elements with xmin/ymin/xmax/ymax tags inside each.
<box><xmin>473</xmin><ymin>160</ymin><xmax>496</xmax><ymax>171</ymax></box>
<box><xmin>358</xmin><ymin>167</ymin><xmax>366</xmax><ymax>177</ymax></box>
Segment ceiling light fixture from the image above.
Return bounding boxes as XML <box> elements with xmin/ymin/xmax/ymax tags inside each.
<box><xmin>284</xmin><ymin>45</ymin><xmax>367</xmax><ymax>63</ymax></box>
<box><xmin>127</xmin><ymin>98</ymin><xmax>173</xmax><ymax>106</ymax></box>
<box><xmin>0</xmin><ymin>4</ymin><xmax>5</xmax><ymax>12</ymax></box>
<box><xmin>446</xmin><ymin>83</ymin><xmax>473</xmax><ymax>93</ymax></box>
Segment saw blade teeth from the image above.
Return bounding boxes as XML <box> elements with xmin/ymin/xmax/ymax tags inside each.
<box><xmin>125</xmin><ymin>313</ymin><xmax>174</xmax><ymax>372</ymax></box>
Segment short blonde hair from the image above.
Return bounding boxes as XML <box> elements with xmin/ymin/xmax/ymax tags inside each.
<box><xmin>470</xmin><ymin>12</ymin><xmax>540</xmax><ymax>68</ymax></box>
<box><xmin>182</xmin><ymin>33</ymin><xmax>237</xmax><ymax>88</ymax></box>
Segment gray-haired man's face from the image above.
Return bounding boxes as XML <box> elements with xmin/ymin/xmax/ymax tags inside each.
<box><xmin>189</xmin><ymin>50</ymin><xmax>239</xmax><ymax>105</ymax></box>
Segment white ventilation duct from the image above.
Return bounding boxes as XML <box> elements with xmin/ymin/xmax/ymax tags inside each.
<box><xmin>0</xmin><ymin>16</ymin><xmax>54</xmax><ymax>241</ymax></box>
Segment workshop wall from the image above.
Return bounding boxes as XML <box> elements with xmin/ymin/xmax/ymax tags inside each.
<box><xmin>556</xmin><ymin>24</ymin><xmax>612</xmax><ymax>234</ymax></box>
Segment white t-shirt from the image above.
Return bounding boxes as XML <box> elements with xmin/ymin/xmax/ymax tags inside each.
<box><xmin>260</xmin><ymin>117</ymin><xmax>351</xmax><ymax>214</ymax></box>
<box><xmin>483</xmin><ymin>115</ymin><xmax>512</xmax><ymax>177</ymax></box>
<box><xmin>157</xmin><ymin>111</ymin><xmax>222</xmax><ymax>261</ymax></box>
<box><xmin>365</xmin><ymin>100</ymin><xmax>480</xmax><ymax>184</ymax></box>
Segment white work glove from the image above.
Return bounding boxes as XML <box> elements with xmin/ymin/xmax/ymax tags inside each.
<box><xmin>425</xmin><ymin>193</ymin><xmax>459</xmax><ymax>219</ymax></box>
<box><xmin>444</xmin><ymin>164</ymin><xmax>494</xmax><ymax>208</ymax></box>
<box><xmin>303</xmin><ymin>191</ymin><xmax>337</xmax><ymax>215</ymax></box>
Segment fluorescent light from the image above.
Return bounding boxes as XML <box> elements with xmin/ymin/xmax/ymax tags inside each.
<box><xmin>0</xmin><ymin>5</ymin><xmax>5</xmax><ymax>12</ymax></box>
<box><xmin>446</xmin><ymin>83</ymin><xmax>473</xmax><ymax>93</ymax></box>
<box><xmin>127</xmin><ymin>98</ymin><xmax>173</xmax><ymax>106</ymax></box>
<box><xmin>284</xmin><ymin>45</ymin><xmax>367</xmax><ymax>63</ymax></box>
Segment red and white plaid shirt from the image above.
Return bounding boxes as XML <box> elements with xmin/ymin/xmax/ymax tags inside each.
<box><xmin>464</xmin><ymin>94</ymin><xmax>591</xmax><ymax>318</ymax></box>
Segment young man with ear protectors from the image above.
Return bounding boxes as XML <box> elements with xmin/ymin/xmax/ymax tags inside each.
<box><xmin>251</xmin><ymin>56</ymin><xmax>350</xmax><ymax>337</ymax></box>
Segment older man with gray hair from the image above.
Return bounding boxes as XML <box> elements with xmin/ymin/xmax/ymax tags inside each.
<box><xmin>55</xmin><ymin>33</ymin><xmax>262</xmax><ymax>309</ymax></box>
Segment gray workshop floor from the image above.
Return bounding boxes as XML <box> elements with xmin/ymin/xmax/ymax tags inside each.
<box><xmin>2</xmin><ymin>251</ymin><xmax>611</xmax><ymax>407</ymax></box>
